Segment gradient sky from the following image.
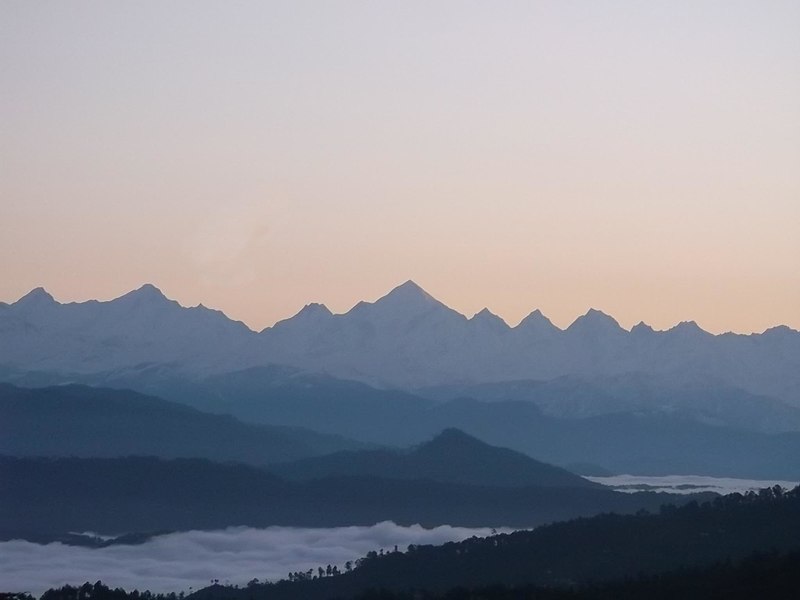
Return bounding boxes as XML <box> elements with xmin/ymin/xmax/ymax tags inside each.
<box><xmin>2</xmin><ymin>1</ymin><xmax>798</xmax><ymax>333</ymax></box>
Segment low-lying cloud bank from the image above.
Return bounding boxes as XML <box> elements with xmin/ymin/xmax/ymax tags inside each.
<box><xmin>587</xmin><ymin>475</ymin><xmax>799</xmax><ymax>495</ymax></box>
<box><xmin>1</xmin><ymin>522</ymin><xmax>510</xmax><ymax>596</ymax></box>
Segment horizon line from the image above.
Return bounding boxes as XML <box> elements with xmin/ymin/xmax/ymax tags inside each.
<box><xmin>4</xmin><ymin>281</ymin><xmax>797</xmax><ymax>338</ymax></box>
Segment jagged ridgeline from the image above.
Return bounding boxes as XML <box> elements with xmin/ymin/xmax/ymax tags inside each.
<box><xmin>2</xmin><ymin>281</ymin><xmax>799</xmax><ymax>406</ymax></box>
<box><xmin>3</xmin><ymin>282</ymin><xmax>800</xmax><ymax>479</ymax></box>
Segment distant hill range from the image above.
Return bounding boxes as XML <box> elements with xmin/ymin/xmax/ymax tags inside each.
<box><xmin>1</xmin><ymin>281</ymin><xmax>798</xmax><ymax>407</ymax></box>
<box><xmin>3</xmin><ymin>374</ymin><xmax>800</xmax><ymax>479</ymax></box>
<box><xmin>0</xmin><ymin>383</ymin><xmax>364</xmax><ymax>465</ymax></box>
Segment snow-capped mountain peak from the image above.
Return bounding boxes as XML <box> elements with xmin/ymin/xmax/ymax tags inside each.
<box><xmin>516</xmin><ymin>309</ymin><xmax>559</xmax><ymax>333</ymax></box>
<box><xmin>345</xmin><ymin>280</ymin><xmax>449</xmax><ymax>321</ymax></box>
<box><xmin>271</xmin><ymin>302</ymin><xmax>333</xmax><ymax>330</ymax></box>
<box><xmin>470</xmin><ymin>308</ymin><xmax>509</xmax><ymax>331</ymax></box>
<box><xmin>118</xmin><ymin>283</ymin><xmax>169</xmax><ymax>303</ymax></box>
<box><xmin>1</xmin><ymin>282</ymin><xmax>799</xmax><ymax>407</ymax></box>
<box><xmin>567</xmin><ymin>308</ymin><xmax>623</xmax><ymax>335</ymax></box>
<box><xmin>14</xmin><ymin>286</ymin><xmax>56</xmax><ymax>307</ymax></box>
<box><xmin>378</xmin><ymin>280</ymin><xmax>437</xmax><ymax>305</ymax></box>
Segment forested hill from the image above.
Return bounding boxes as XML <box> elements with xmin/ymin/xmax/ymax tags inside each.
<box><xmin>188</xmin><ymin>486</ymin><xmax>800</xmax><ymax>600</ymax></box>
<box><xmin>28</xmin><ymin>550</ymin><xmax>800</xmax><ymax>600</ymax></box>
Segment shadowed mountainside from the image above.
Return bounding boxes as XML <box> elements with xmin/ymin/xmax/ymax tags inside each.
<box><xmin>272</xmin><ymin>428</ymin><xmax>598</xmax><ymax>489</ymax></box>
<box><xmin>0</xmin><ymin>383</ymin><xmax>365</xmax><ymax>465</ymax></box>
<box><xmin>4</xmin><ymin>372</ymin><xmax>800</xmax><ymax>479</ymax></box>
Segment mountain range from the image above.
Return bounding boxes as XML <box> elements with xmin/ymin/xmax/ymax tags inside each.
<box><xmin>4</xmin><ymin>379</ymin><xmax>799</xmax><ymax>478</ymax></box>
<box><xmin>3</xmin><ymin>281</ymin><xmax>800</xmax><ymax>478</ymax></box>
<box><xmin>2</xmin><ymin>281</ymin><xmax>799</xmax><ymax>408</ymax></box>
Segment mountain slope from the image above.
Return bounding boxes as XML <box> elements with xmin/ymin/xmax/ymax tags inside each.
<box><xmin>272</xmin><ymin>428</ymin><xmax>597</xmax><ymax>489</ymax></box>
<box><xmin>0</xmin><ymin>383</ymin><xmax>364</xmax><ymax>465</ymax></box>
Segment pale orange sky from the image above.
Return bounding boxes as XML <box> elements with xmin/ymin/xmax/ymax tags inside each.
<box><xmin>1</xmin><ymin>1</ymin><xmax>799</xmax><ymax>334</ymax></box>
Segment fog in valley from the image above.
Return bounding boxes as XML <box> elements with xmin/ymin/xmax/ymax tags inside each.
<box><xmin>0</xmin><ymin>522</ymin><xmax>510</xmax><ymax>596</ymax></box>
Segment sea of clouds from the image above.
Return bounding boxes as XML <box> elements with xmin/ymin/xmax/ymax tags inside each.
<box><xmin>1</xmin><ymin>522</ymin><xmax>511</xmax><ymax>596</ymax></box>
<box><xmin>586</xmin><ymin>474</ymin><xmax>799</xmax><ymax>495</ymax></box>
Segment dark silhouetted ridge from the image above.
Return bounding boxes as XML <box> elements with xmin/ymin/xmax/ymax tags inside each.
<box><xmin>274</xmin><ymin>428</ymin><xmax>597</xmax><ymax>489</ymax></box>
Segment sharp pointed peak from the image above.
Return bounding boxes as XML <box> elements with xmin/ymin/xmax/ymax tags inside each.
<box><xmin>348</xmin><ymin>279</ymin><xmax>443</xmax><ymax>314</ymax></box>
<box><xmin>381</xmin><ymin>280</ymin><xmax>436</xmax><ymax>301</ymax></box>
<box><xmin>517</xmin><ymin>309</ymin><xmax>557</xmax><ymax>330</ymax></box>
<box><xmin>470</xmin><ymin>307</ymin><xmax>508</xmax><ymax>328</ymax></box>
<box><xmin>396</xmin><ymin>279</ymin><xmax>426</xmax><ymax>292</ymax></box>
<box><xmin>568</xmin><ymin>308</ymin><xmax>623</xmax><ymax>332</ymax></box>
<box><xmin>117</xmin><ymin>283</ymin><xmax>169</xmax><ymax>303</ymax></box>
<box><xmin>134</xmin><ymin>283</ymin><xmax>165</xmax><ymax>295</ymax></box>
<box><xmin>15</xmin><ymin>286</ymin><xmax>56</xmax><ymax>305</ymax></box>
<box><xmin>580</xmin><ymin>308</ymin><xmax>616</xmax><ymax>320</ymax></box>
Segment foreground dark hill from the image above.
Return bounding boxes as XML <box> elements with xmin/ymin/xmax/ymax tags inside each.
<box><xmin>273</xmin><ymin>428</ymin><xmax>597</xmax><ymax>489</ymax></box>
<box><xmin>0</xmin><ymin>455</ymin><xmax>704</xmax><ymax>538</ymax></box>
<box><xmin>33</xmin><ymin>551</ymin><xmax>800</xmax><ymax>600</ymax></box>
<box><xmin>0</xmin><ymin>383</ymin><xmax>364</xmax><ymax>465</ymax></box>
<box><xmin>345</xmin><ymin>551</ymin><xmax>800</xmax><ymax>600</ymax></box>
<box><xmin>188</xmin><ymin>486</ymin><xmax>800</xmax><ymax>600</ymax></box>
